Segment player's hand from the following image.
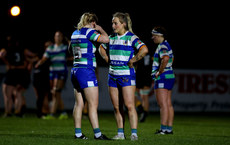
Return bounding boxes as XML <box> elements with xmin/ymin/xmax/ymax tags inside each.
<box><xmin>155</xmin><ymin>71</ymin><xmax>164</xmax><ymax>78</ymax></box>
<box><xmin>155</xmin><ymin>71</ymin><xmax>160</xmax><ymax>78</ymax></box>
<box><xmin>35</xmin><ymin>61</ymin><xmax>41</xmax><ymax>68</ymax></box>
<box><xmin>128</xmin><ymin>59</ymin><xmax>134</xmax><ymax>68</ymax></box>
<box><xmin>94</xmin><ymin>24</ymin><xmax>102</xmax><ymax>32</ymax></box>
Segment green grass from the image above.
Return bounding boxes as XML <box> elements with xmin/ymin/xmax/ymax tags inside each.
<box><xmin>0</xmin><ymin>112</ymin><xmax>230</xmax><ymax>145</ymax></box>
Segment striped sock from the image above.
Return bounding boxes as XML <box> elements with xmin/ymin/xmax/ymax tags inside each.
<box><xmin>160</xmin><ymin>124</ymin><xmax>167</xmax><ymax>132</ymax></box>
<box><xmin>75</xmin><ymin>128</ymin><xmax>82</xmax><ymax>137</ymax></box>
<box><xmin>93</xmin><ymin>128</ymin><xmax>101</xmax><ymax>138</ymax></box>
<box><xmin>118</xmin><ymin>128</ymin><xmax>124</xmax><ymax>135</ymax></box>
<box><xmin>167</xmin><ymin>126</ymin><xmax>173</xmax><ymax>132</ymax></box>
<box><xmin>131</xmin><ymin>129</ymin><xmax>137</xmax><ymax>136</ymax></box>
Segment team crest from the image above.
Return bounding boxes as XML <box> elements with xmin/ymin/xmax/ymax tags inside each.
<box><xmin>123</xmin><ymin>40</ymin><xmax>128</xmax><ymax>45</ymax></box>
<box><xmin>122</xmin><ymin>77</ymin><xmax>129</xmax><ymax>83</ymax></box>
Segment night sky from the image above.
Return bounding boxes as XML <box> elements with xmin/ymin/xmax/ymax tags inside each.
<box><xmin>0</xmin><ymin>1</ymin><xmax>229</xmax><ymax>70</ymax></box>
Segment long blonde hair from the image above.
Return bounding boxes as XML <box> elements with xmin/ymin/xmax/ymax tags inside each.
<box><xmin>113</xmin><ymin>12</ymin><xmax>133</xmax><ymax>33</ymax></box>
<box><xmin>77</xmin><ymin>12</ymin><xmax>98</xmax><ymax>30</ymax></box>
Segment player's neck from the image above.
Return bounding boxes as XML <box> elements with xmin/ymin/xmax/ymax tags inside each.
<box><xmin>55</xmin><ymin>43</ymin><xmax>62</xmax><ymax>46</ymax></box>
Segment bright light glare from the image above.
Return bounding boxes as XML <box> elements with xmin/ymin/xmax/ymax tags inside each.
<box><xmin>10</xmin><ymin>6</ymin><xmax>20</xmax><ymax>16</ymax></box>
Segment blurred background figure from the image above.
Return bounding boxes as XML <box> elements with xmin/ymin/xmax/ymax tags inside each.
<box><xmin>136</xmin><ymin>52</ymin><xmax>153</xmax><ymax>122</ymax></box>
<box><xmin>28</xmin><ymin>40</ymin><xmax>53</xmax><ymax>118</ymax></box>
<box><xmin>35</xmin><ymin>31</ymin><xmax>70</xmax><ymax>120</ymax></box>
<box><xmin>0</xmin><ymin>34</ymin><xmax>31</xmax><ymax>117</ymax></box>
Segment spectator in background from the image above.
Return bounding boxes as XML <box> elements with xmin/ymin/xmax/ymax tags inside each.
<box><xmin>0</xmin><ymin>34</ymin><xmax>30</xmax><ymax>117</ymax></box>
<box><xmin>35</xmin><ymin>31</ymin><xmax>69</xmax><ymax>120</ymax></box>
<box><xmin>151</xmin><ymin>26</ymin><xmax>175</xmax><ymax>135</ymax></box>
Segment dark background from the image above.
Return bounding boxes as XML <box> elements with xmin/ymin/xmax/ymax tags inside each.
<box><xmin>0</xmin><ymin>0</ymin><xmax>229</xmax><ymax>70</ymax></box>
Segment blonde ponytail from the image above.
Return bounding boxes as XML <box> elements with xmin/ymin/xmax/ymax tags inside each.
<box><xmin>113</xmin><ymin>12</ymin><xmax>133</xmax><ymax>33</ymax></box>
<box><xmin>125</xmin><ymin>13</ymin><xmax>133</xmax><ymax>33</ymax></box>
<box><xmin>76</xmin><ymin>13</ymin><xmax>98</xmax><ymax>30</ymax></box>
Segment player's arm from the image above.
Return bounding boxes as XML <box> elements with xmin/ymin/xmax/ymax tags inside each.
<box><xmin>66</xmin><ymin>48</ymin><xmax>74</xmax><ymax>63</ymax></box>
<box><xmin>0</xmin><ymin>48</ymin><xmax>9</xmax><ymax>66</ymax></box>
<box><xmin>128</xmin><ymin>45</ymin><xmax>148</xmax><ymax>68</ymax></box>
<box><xmin>0</xmin><ymin>48</ymin><xmax>6</xmax><ymax>58</ymax></box>
<box><xmin>24</xmin><ymin>49</ymin><xmax>38</xmax><ymax>63</ymax></box>
<box><xmin>155</xmin><ymin>55</ymin><xmax>169</xmax><ymax>78</ymax></box>
<box><xmin>99</xmin><ymin>45</ymin><xmax>109</xmax><ymax>63</ymax></box>
<box><xmin>35</xmin><ymin>56</ymin><xmax>48</xmax><ymax>68</ymax></box>
<box><xmin>35</xmin><ymin>46</ymin><xmax>50</xmax><ymax>68</ymax></box>
<box><xmin>94</xmin><ymin>25</ymin><xmax>109</xmax><ymax>43</ymax></box>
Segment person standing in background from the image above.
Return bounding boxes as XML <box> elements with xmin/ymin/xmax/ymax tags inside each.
<box><xmin>0</xmin><ymin>34</ymin><xmax>30</xmax><ymax>117</ymax></box>
<box><xmin>136</xmin><ymin>52</ymin><xmax>153</xmax><ymax>122</ymax></box>
<box><xmin>29</xmin><ymin>41</ymin><xmax>52</xmax><ymax>118</ymax></box>
<box><xmin>151</xmin><ymin>26</ymin><xmax>175</xmax><ymax>135</ymax></box>
<box><xmin>35</xmin><ymin>31</ymin><xmax>69</xmax><ymax>120</ymax></box>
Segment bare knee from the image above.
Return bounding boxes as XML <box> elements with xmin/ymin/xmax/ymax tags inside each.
<box><xmin>75</xmin><ymin>101</ymin><xmax>84</xmax><ymax>110</ymax></box>
<box><xmin>125</xmin><ymin>103</ymin><xmax>135</xmax><ymax>112</ymax></box>
<box><xmin>87</xmin><ymin>101</ymin><xmax>98</xmax><ymax>111</ymax></box>
<box><xmin>113</xmin><ymin>105</ymin><xmax>123</xmax><ymax>114</ymax></box>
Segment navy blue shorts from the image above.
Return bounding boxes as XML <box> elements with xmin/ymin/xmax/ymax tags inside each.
<box><xmin>108</xmin><ymin>74</ymin><xmax>136</xmax><ymax>88</ymax></box>
<box><xmin>154</xmin><ymin>78</ymin><xmax>175</xmax><ymax>90</ymax></box>
<box><xmin>4</xmin><ymin>69</ymin><xmax>30</xmax><ymax>89</ymax></box>
<box><xmin>71</xmin><ymin>68</ymin><xmax>98</xmax><ymax>90</ymax></box>
<box><xmin>49</xmin><ymin>71</ymin><xmax>68</xmax><ymax>81</ymax></box>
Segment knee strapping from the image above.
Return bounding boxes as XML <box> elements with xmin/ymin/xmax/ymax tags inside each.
<box><xmin>140</xmin><ymin>89</ymin><xmax>150</xmax><ymax>96</ymax></box>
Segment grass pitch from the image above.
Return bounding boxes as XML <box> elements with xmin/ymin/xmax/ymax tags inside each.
<box><xmin>0</xmin><ymin>112</ymin><xmax>230</xmax><ymax>145</ymax></box>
